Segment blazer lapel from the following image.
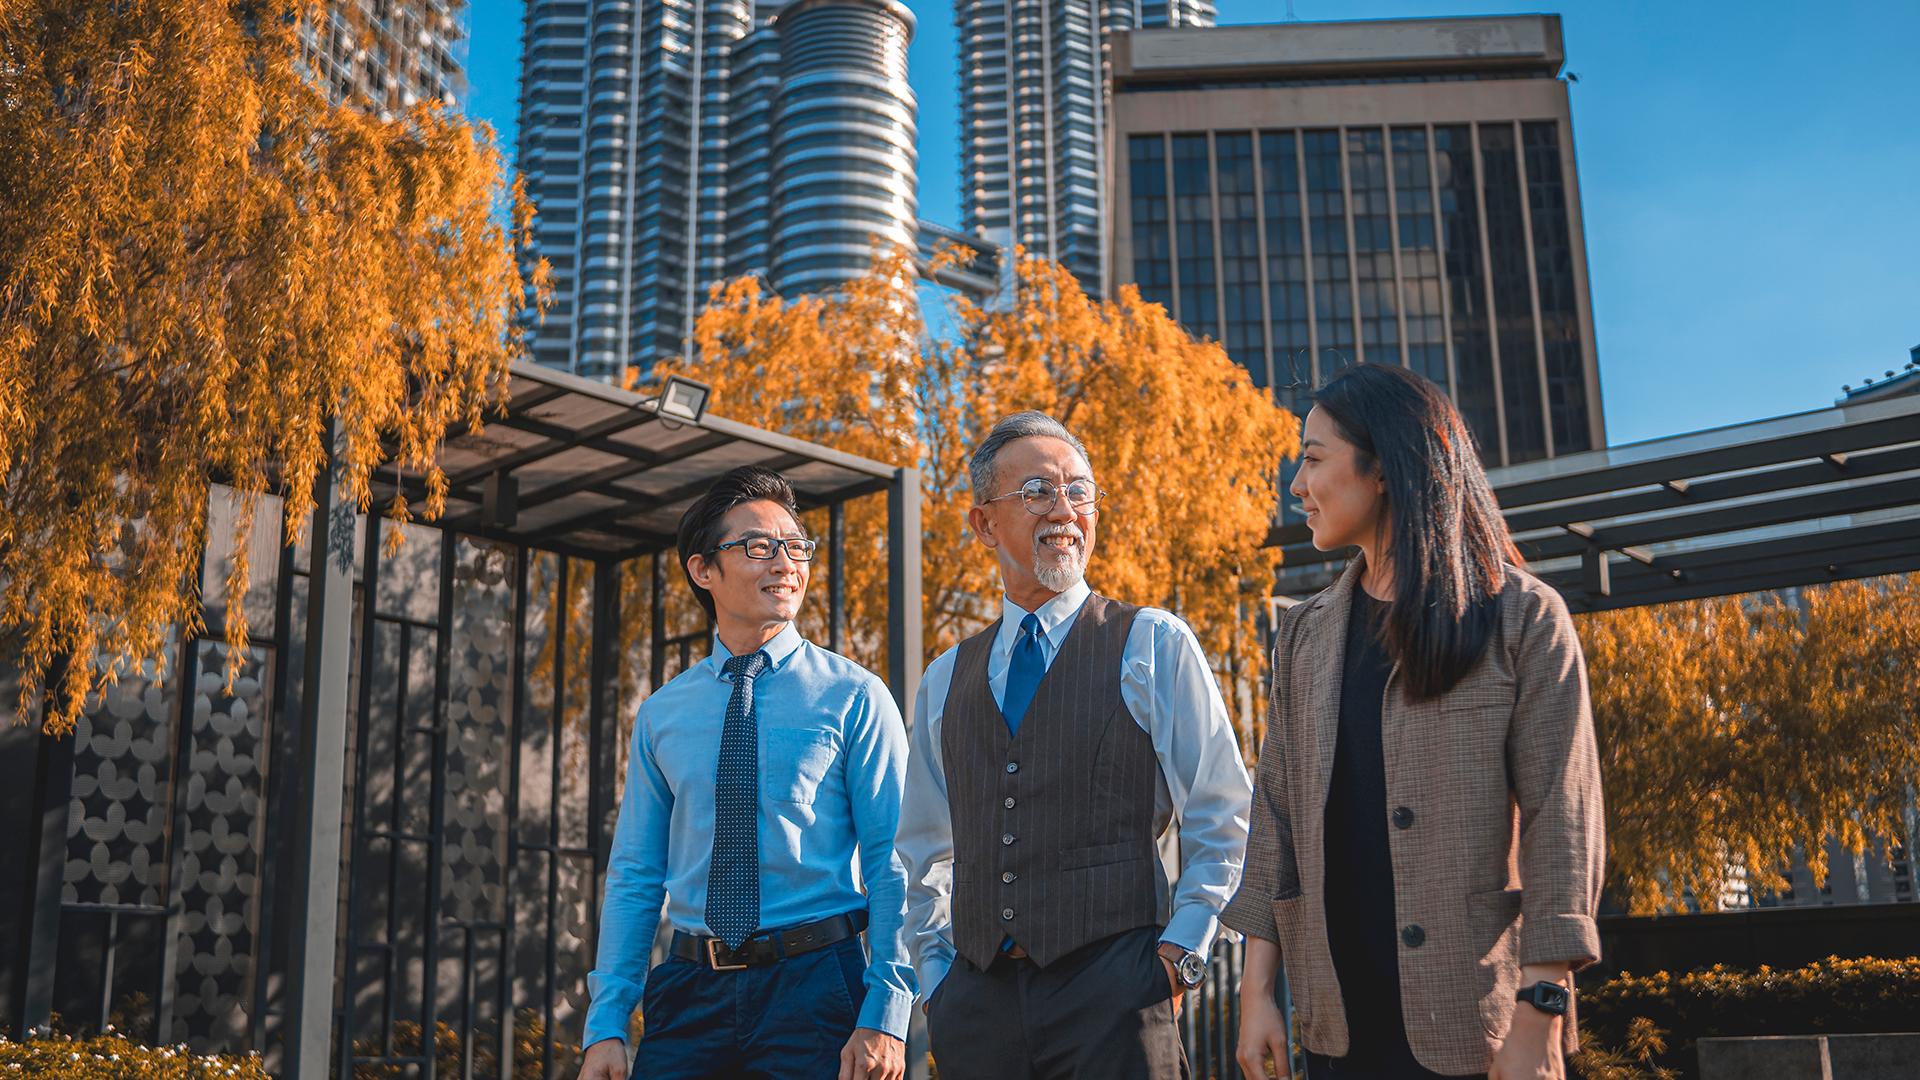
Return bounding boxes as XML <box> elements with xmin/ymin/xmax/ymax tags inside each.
<box><xmin>1306</xmin><ymin>559</ymin><xmax>1366</xmax><ymax>815</ymax></box>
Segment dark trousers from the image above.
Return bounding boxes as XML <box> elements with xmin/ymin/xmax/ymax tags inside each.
<box><xmin>926</xmin><ymin>925</ymin><xmax>1188</xmax><ymax>1080</ymax></box>
<box><xmin>632</xmin><ymin>934</ymin><xmax>867</xmax><ymax>1080</ymax></box>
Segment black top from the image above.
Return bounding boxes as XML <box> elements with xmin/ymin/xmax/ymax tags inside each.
<box><xmin>1321</xmin><ymin>589</ymin><xmax>1411</xmax><ymax>1067</ymax></box>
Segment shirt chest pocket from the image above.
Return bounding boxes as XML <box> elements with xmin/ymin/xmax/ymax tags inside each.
<box><xmin>761</xmin><ymin>727</ymin><xmax>838</xmax><ymax>805</ymax></box>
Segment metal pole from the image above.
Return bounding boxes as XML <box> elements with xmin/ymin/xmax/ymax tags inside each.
<box><xmin>828</xmin><ymin>502</ymin><xmax>847</xmax><ymax>653</ymax></box>
<box><xmin>885</xmin><ymin>467</ymin><xmax>923</xmax><ymax>712</ymax></box>
<box><xmin>10</xmin><ymin>657</ymin><xmax>74</xmax><ymax>1038</ymax></box>
<box><xmin>284</xmin><ymin>423</ymin><xmax>359</xmax><ymax>1080</ymax></box>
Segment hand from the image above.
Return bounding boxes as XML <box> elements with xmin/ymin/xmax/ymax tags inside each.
<box><xmin>1154</xmin><ymin>944</ymin><xmax>1189</xmax><ymax>1014</ymax></box>
<box><xmin>1488</xmin><ymin>1003</ymin><xmax>1563</xmax><ymax>1080</ymax></box>
<box><xmin>838</xmin><ymin>1026</ymin><xmax>904</xmax><ymax>1080</ymax></box>
<box><xmin>577</xmin><ymin>1038</ymin><xmax>627</xmax><ymax>1080</ymax></box>
<box><xmin>1234</xmin><ymin>989</ymin><xmax>1291</xmax><ymax>1080</ymax></box>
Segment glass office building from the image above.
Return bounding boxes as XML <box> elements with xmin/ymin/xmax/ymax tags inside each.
<box><xmin>1110</xmin><ymin>16</ymin><xmax>1606</xmax><ymax>483</ymax></box>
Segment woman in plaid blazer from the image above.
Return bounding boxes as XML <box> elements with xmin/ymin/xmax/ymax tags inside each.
<box><xmin>1224</xmin><ymin>364</ymin><xmax>1605</xmax><ymax>1080</ymax></box>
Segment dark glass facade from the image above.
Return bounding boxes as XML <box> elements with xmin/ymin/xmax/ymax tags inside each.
<box><xmin>1524</xmin><ymin>120</ymin><xmax>1593</xmax><ymax>453</ymax></box>
<box><xmin>1260</xmin><ymin>131</ymin><xmax>1311</xmax><ymax>415</ymax></box>
<box><xmin>1303</xmin><ymin>130</ymin><xmax>1356</xmax><ymax>379</ymax></box>
<box><xmin>1392</xmin><ymin>127</ymin><xmax>1448</xmax><ymax>392</ymax></box>
<box><xmin>1173</xmin><ymin>134</ymin><xmax>1218</xmax><ymax>341</ymax></box>
<box><xmin>1348</xmin><ymin>128</ymin><xmax>1400</xmax><ymax>369</ymax></box>
<box><xmin>1128</xmin><ymin>134</ymin><xmax>1173</xmax><ymax>310</ymax></box>
<box><xmin>1435</xmin><ymin>124</ymin><xmax>1501</xmax><ymax>458</ymax></box>
<box><xmin>1122</xmin><ymin>118</ymin><xmax>1597</xmax><ymax>470</ymax></box>
<box><xmin>1217</xmin><ymin>133</ymin><xmax>1266</xmax><ymax>387</ymax></box>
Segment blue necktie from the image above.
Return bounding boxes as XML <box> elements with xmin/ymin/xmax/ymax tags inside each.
<box><xmin>1002</xmin><ymin>613</ymin><xmax>1045</xmax><ymax>735</ymax></box>
<box><xmin>707</xmin><ymin>650</ymin><xmax>770</xmax><ymax>948</ymax></box>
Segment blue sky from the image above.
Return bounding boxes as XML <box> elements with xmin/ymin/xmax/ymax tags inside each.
<box><xmin>461</xmin><ymin>0</ymin><xmax>1920</xmax><ymax>447</ymax></box>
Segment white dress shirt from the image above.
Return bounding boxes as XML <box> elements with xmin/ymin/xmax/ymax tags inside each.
<box><xmin>897</xmin><ymin>579</ymin><xmax>1253</xmax><ymax>1001</ymax></box>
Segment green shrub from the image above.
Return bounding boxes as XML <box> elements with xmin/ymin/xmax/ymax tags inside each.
<box><xmin>1574</xmin><ymin>956</ymin><xmax>1920</xmax><ymax>1078</ymax></box>
<box><xmin>0</xmin><ymin>1031</ymin><xmax>270</xmax><ymax>1079</ymax></box>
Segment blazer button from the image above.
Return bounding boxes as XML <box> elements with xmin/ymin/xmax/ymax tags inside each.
<box><xmin>1402</xmin><ymin>924</ymin><xmax>1425</xmax><ymax>949</ymax></box>
<box><xmin>1002</xmin><ymin>833</ymin><xmax>1015</xmax><ymax>845</ymax></box>
<box><xmin>1392</xmin><ymin>806</ymin><xmax>1415</xmax><ymax>830</ymax></box>
<box><xmin>1002</xmin><ymin>871</ymin><xmax>1016</xmax><ymax>883</ymax></box>
<box><xmin>1006</xmin><ymin>762</ymin><xmax>1019</xmax><ymax>774</ymax></box>
<box><xmin>1002</xmin><ymin>908</ymin><xmax>1015</xmax><ymax>921</ymax></box>
<box><xmin>1004</xmin><ymin>796</ymin><xmax>1016</xmax><ymax>809</ymax></box>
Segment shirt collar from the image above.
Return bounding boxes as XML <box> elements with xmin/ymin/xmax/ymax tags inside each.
<box><xmin>997</xmin><ymin>579</ymin><xmax>1092</xmax><ymax>653</ymax></box>
<box><xmin>708</xmin><ymin>622</ymin><xmax>804</xmax><ymax>678</ymax></box>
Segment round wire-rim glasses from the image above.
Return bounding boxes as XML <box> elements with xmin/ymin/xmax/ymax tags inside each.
<box><xmin>711</xmin><ymin>536</ymin><xmax>819</xmax><ymax>562</ymax></box>
<box><xmin>982</xmin><ymin>478</ymin><xmax>1106</xmax><ymax>516</ymax></box>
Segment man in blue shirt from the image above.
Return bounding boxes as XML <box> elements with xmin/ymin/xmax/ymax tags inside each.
<box><xmin>579</xmin><ymin>466</ymin><xmax>911</xmax><ymax>1080</ymax></box>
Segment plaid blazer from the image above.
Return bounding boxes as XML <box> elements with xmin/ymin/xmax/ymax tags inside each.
<box><xmin>1221</xmin><ymin>559</ymin><xmax>1605</xmax><ymax>1075</ymax></box>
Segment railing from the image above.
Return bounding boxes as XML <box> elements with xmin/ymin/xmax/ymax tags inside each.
<box><xmin>1180</xmin><ymin>935</ymin><xmax>1306</xmax><ymax>1080</ymax></box>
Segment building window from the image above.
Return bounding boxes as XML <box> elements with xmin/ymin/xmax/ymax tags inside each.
<box><xmin>1434</xmin><ymin>125</ymin><xmax>1501</xmax><ymax>461</ymax></box>
<box><xmin>1302</xmin><ymin>130</ymin><xmax>1354</xmax><ymax>384</ymax></box>
<box><xmin>1260</xmin><ymin>130</ymin><xmax>1310</xmax><ymax>414</ymax></box>
<box><xmin>1172</xmin><ymin>133</ymin><xmax>1217</xmax><ymax>338</ymax></box>
<box><xmin>1216</xmin><ymin>132</ymin><xmax>1267</xmax><ymax>387</ymax></box>
<box><xmin>1523</xmin><ymin>121</ymin><xmax>1593</xmax><ymax>454</ymax></box>
<box><xmin>1480</xmin><ymin>122</ymin><xmax>1547</xmax><ymax>463</ymax></box>
<box><xmin>1347</xmin><ymin>128</ymin><xmax>1398</xmax><ymax>367</ymax></box>
<box><xmin>1392</xmin><ymin>127</ymin><xmax>1448</xmax><ymax>393</ymax></box>
<box><xmin>1128</xmin><ymin>134</ymin><xmax>1172</xmax><ymax>311</ymax></box>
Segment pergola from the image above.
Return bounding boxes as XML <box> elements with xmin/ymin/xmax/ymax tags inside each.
<box><xmin>5</xmin><ymin>362</ymin><xmax>923</xmax><ymax>1080</ymax></box>
<box><xmin>1269</xmin><ymin>391</ymin><xmax>1920</xmax><ymax>609</ymax></box>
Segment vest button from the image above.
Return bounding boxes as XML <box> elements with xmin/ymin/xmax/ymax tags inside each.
<box><xmin>1392</xmin><ymin>806</ymin><xmax>1415</xmax><ymax>830</ymax></box>
<box><xmin>1006</xmin><ymin>762</ymin><xmax>1019</xmax><ymax>774</ymax></box>
<box><xmin>1402</xmin><ymin>924</ymin><xmax>1426</xmax><ymax>948</ymax></box>
<box><xmin>1002</xmin><ymin>833</ymin><xmax>1015</xmax><ymax>846</ymax></box>
<box><xmin>1004</xmin><ymin>797</ymin><xmax>1016</xmax><ymax>809</ymax></box>
<box><xmin>1002</xmin><ymin>871</ymin><xmax>1016</xmax><ymax>883</ymax></box>
<box><xmin>1002</xmin><ymin>908</ymin><xmax>1015</xmax><ymax>921</ymax></box>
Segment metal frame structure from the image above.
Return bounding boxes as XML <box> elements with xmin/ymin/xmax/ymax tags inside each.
<box><xmin>1269</xmin><ymin>391</ymin><xmax>1920</xmax><ymax>608</ymax></box>
<box><xmin>2</xmin><ymin>363</ymin><xmax>923</xmax><ymax>1080</ymax></box>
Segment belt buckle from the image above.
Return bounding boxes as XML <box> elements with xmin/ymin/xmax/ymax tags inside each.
<box><xmin>706</xmin><ymin>938</ymin><xmax>749</xmax><ymax>972</ymax></box>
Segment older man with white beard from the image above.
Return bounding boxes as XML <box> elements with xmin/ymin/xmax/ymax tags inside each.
<box><xmin>897</xmin><ymin>411</ymin><xmax>1253</xmax><ymax>1079</ymax></box>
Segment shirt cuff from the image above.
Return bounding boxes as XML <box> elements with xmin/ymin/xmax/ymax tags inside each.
<box><xmin>1162</xmin><ymin>904</ymin><xmax>1221</xmax><ymax>957</ymax></box>
<box><xmin>857</xmin><ymin>986</ymin><xmax>915</xmax><ymax>1040</ymax></box>
<box><xmin>582</xmin><ymin>971</ymin><xmax>643</xmax><ymax>1051</ymax></box>
<box><xmin>916</xmin><ymin>954</ymin><xmax>952</xmax><ymax>1007</ymax></box>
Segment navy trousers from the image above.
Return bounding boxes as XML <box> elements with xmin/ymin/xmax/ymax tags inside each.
<box><xmin>632</xmin><ymin>934</ymin><xmax>868</xmax><ymax>1080</ymax></box>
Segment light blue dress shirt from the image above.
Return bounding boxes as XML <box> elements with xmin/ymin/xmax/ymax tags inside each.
<box><xmin>585</xmin><ymin>623</ymin><xmax>915</xmax><ymax>1048</ymax></box>
<box><xmin>897</xmin><ymin>580</ymin><xmax>1254</xmax><ymax>1002</ymax></box>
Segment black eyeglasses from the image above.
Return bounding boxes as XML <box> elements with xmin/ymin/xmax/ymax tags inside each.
<box><xmin>982</xmin><ymin>478</ymin><xmax>1105</xmax><ymax>516</ymax></box>
<box><xmin>711</xmin><ymin>536</ymin><xmax>819</xmax><ymax>562</ymax></box>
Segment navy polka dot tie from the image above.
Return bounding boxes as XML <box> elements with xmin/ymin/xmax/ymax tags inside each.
<box><xmin>707</xmin><ymin>650</ymin><xmax>770</xmax><ymax>949</ymax></box>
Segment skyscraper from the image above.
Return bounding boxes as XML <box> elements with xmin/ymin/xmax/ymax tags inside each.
<box><xmin>302</xmin><ymin>1</ymin><xmax>466</xmax><ymax>113</ymax></box>
<box><xmin>1108</xmin><ymin>15</ymin><xmax>1606</xmax><ymax>479</ymax></box>
<box><xmin>955</xmin><ymin>0</ymin><xmax>1214</xmax><ymax>298</ymax></box>
<box><xmin>515</xmin><ymin>0</ymin><xmax>924</xmax><ymax>383</ymax></box>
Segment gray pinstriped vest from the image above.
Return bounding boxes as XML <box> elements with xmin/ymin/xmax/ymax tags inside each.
<box><xmin>943</xmin><ymin>593</ymin><xmax>1163</xmax><ymax>970</ymax></box>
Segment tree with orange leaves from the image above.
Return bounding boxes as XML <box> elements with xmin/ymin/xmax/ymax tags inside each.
<box><xmin>644</xmin><ymin>246</ymin><xmax>1298</xmax><ymax>745</ymax></box>
<box><xmin>1578</xmin><ymin>573</ymin><xmax>1920</xmax><ymax>914</ymax></box>
<box><xmin>0</xmin><ymin>0</ymin><xmax>545</xmax><ymax>732</ymax></box>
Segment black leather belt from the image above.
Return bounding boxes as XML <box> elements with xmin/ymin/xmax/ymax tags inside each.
<box><xmin>671</xmin><ymin>911</ymin><xmax>867</xmax><ymax>972</ymax></box>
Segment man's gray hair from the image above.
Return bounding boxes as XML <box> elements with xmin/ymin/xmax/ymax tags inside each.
<box><xmin>969</xmin><ymin>411</ymin><xmax>1092</xmax><ymax>503</ymax></box>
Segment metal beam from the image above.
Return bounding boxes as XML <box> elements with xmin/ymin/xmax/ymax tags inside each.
<box><xmin>516</xmin><ymin>452</ymin><xmax>818</xmax><ymax>546</ymax></box>
<box><xmin>285</xmin><ymin>424</ymin><xmax>358</xmax><ymax>1080</ymax></box>
<box><xmin>9</xmin><ymin>660</ymin><xmax>73</xmax><ymax>1039</ymax></box>
<box><xmin>886</xmin><ymin>468</ymin><xmax>923</xmax><ymax>713</ymax></box>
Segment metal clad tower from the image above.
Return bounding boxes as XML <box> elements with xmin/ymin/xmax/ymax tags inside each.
<box><xmin>770</xmin><ymin>0</ymin><xmax>920</xmax><ymax>297</ymax></box>
<box><xmin>956</xmin><ymin>0</ymin><xmax>1213</xmax><ymax>299</ymax></box>
<box><xmin>517</xmin><ymin>0</ymin><xmax>923</xmax><ymax>384</ymax></box>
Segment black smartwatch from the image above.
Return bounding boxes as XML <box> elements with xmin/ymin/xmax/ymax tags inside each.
<box><xmin>1516</xmin><ymin>980</ymin><xmax>1571</xmax><ymax>1017</ymax></box>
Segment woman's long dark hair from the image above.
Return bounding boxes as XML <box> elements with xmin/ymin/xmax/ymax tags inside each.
<box><xmin>1312</xmin><ymin>363</ymin><xmax>1523</xmax><ymax>699</ymax></box>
